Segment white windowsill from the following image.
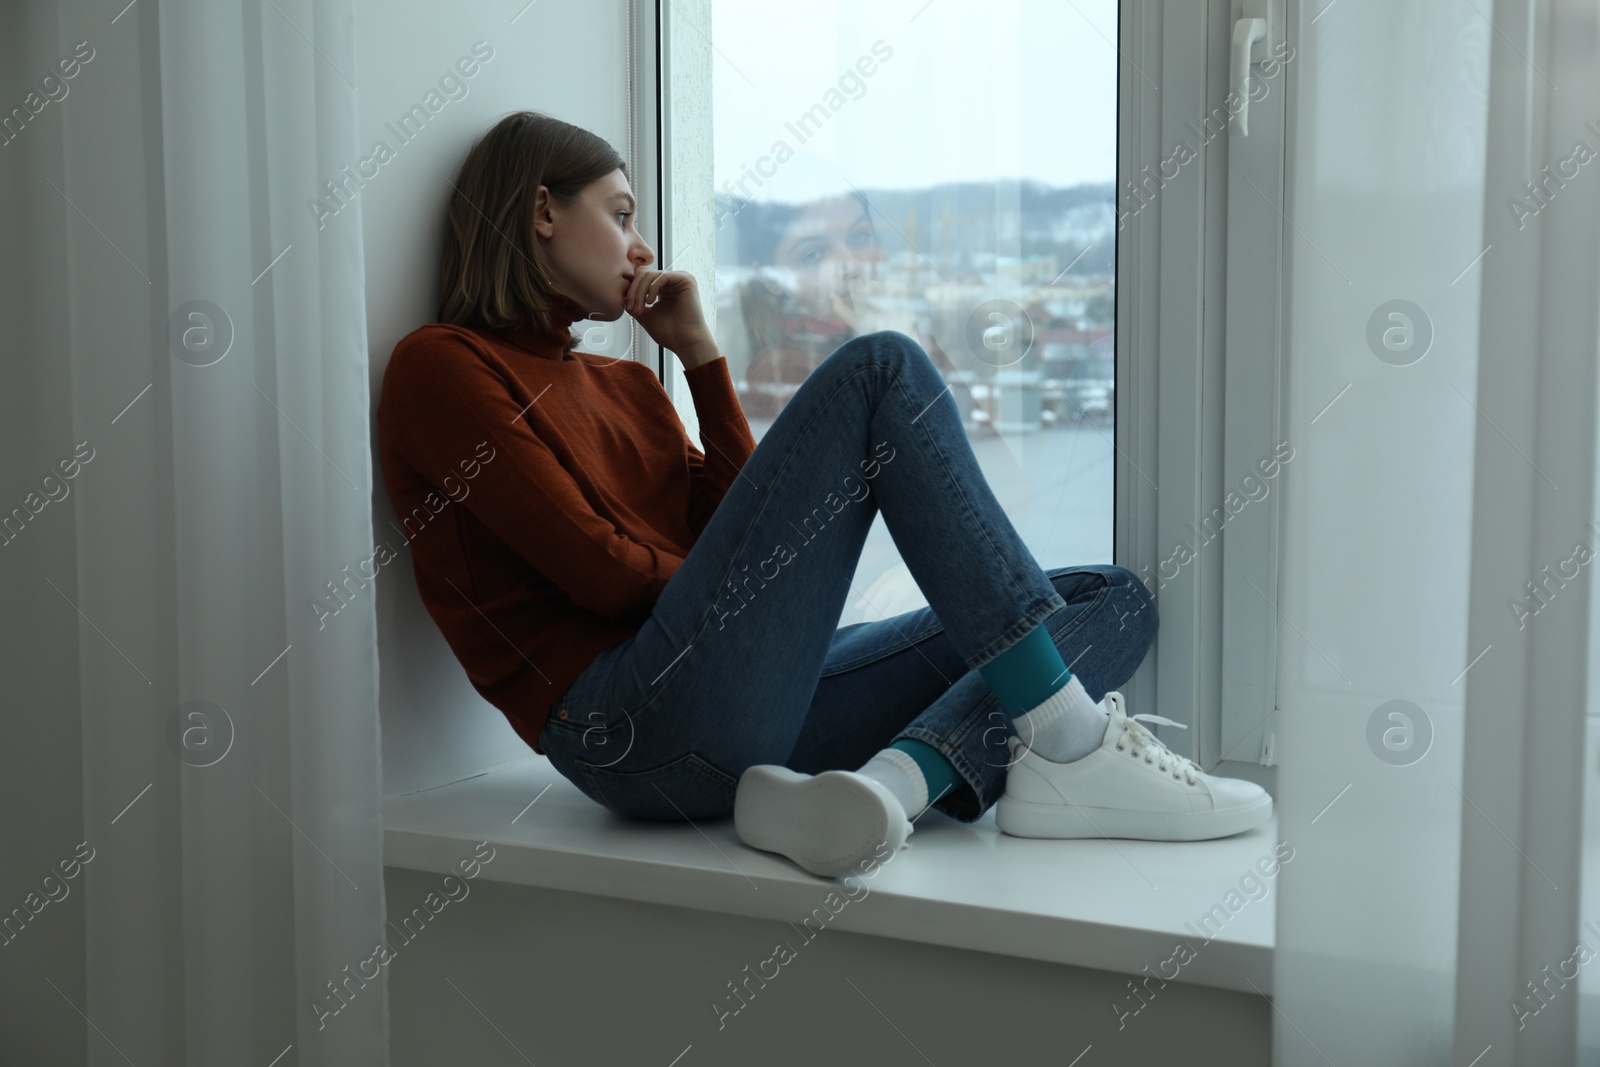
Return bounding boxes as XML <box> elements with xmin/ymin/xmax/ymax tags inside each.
<box><xmin>383</xmin><ymin>758</ymin><xmax>1276</xmax><ymax>995</ymax></box>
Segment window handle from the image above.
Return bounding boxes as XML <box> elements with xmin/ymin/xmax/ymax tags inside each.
<box><xmin>1229</xmin><ymin>16</ymin><xmax>1267</xmax><ymax>136</ymax></box>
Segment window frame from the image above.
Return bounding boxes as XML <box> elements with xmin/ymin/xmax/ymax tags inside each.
<box><xmin>640</xmin><ymin>0</ymin><xmax>708</xmax><ymax>442</ymax></box>
<box><xmin>1119</xmin><ymin>0</ymin><xmax>1287</xmax><ymax>790</ymax></box>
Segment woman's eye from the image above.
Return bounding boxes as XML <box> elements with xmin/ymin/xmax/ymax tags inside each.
<box><xmin>617</xmin><ymin>211</ymin><xmax>633</xmax><ymax>222</ymax></box>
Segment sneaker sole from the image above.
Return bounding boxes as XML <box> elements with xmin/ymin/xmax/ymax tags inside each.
<box><xmin>995</xmin><ymin>791</ymin><xmax>1274</xmax><ymax>841</ymax></box>
<box><xmin>734</xmin><ymin>766</ymin><xmax>910</xmax><ymax>878</ymax></box>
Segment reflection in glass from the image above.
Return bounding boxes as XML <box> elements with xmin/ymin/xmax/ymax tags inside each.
<box><xmin>699</xmin><ymin>1</ymin><xmax>1118</xmax><ymax>625</ymax></box>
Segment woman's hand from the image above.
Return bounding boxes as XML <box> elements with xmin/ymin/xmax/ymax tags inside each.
<box><xmin>625</xmin><ymin>269</ymin><xmax>719</xmax><ymax>367</ymax></box>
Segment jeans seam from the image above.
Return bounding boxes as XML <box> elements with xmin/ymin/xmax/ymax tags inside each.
<box><xmin>819</xmin><ymin>617</ymin><xmax>948</xmax><ymax>676</ymax></box>
<box><xmin>889</xmin><ymin>362</ymin><xmax>1041</xmax><ymax>621</ymax></box>
<box><xmin>576</xmin><ymin>749</ymin><xmax>733</xmax><ymax>780</ymax></box>
<box><xmin>1042</xmin><ymin>573</ymin><xmax>1116</xmax><ymax>651</ymax></box>
<box><xmin>819</xmin><ymin>566</ymin><xmax>1117</xmax><ymax>682</ymax></box>
<box><xmin>575</xmin><ymin>751</ymin><xmax>739</xmax><ymax>815</ymax></box>
<box><xmin>966</xmin><ymin>592</ymin><xmax>1068</xmax><ymax>669</ymax></box>
<box><xmin>627</xmin><ymin>356</ymin><xmax>908</xmax><ymax>721</ymax></box>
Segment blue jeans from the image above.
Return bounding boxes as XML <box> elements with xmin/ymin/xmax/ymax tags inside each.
<box><xmin>537</xmin><ymin>331</ymin><xmax>1159</xmax><ymax>824</ymax></box>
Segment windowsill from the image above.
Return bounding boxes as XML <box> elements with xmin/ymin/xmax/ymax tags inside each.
<box><xmin>383</xmin><ymin>758</ymin><xmax>1276</xmax><ymax>995</ymax></box>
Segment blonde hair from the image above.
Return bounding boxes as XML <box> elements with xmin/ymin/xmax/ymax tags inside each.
<box><xmin>438</xmin><ymin>110</ymin><xmax>626</xmax><ymax>347</ymax></box>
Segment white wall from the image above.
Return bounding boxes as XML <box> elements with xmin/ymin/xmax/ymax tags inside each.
<box><xmin>355</xmin><ymin>0</ymin><xmax>634</xmax><ymax>798</ymax></box>
<box><xmin>382</xmin><ymin>868</ymin><xmax>1271</xmax><ymax>1065</ymax></box>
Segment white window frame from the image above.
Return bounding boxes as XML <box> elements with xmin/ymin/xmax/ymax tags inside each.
<box><xmin>634</xmin><ymin>0</ymin><xmax>708</xmax><ymax>440</ymax></box>
<box><xmin>1119</xmin><ymin>0</ymin><xmax>1289</xmax><ymax>791</ymax></box>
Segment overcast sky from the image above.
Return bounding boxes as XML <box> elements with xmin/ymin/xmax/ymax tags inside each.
<box><xmin>709</xmin><ymin>0</ymin><xmax>1119</xmax><ymax>203</ymax></box>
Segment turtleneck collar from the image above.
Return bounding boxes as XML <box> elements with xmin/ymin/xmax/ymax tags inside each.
<box><xmin>492</xmin><ymin>306</ymin><xmax>580</xmax><ymax>361</ymax></box>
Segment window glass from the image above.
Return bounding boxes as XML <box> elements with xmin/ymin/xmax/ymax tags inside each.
<box><xmin>702</xmin><ymin>0</ymin><xmax>1118</xmax><ymax>623</ymax></box>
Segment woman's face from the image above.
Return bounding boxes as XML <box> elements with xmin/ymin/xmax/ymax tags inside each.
<box><xmin>771</xmin><ymin>195</ymin><xmax>879</xmax><ymax>320</ymax></box>
<box><xmin>532</xmin><ymin>167</ymin><xmax>655</xmax><ymax>322</ymax></box>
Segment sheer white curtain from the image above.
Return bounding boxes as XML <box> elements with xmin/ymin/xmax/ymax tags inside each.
<box><xmin>1273</xmin><ymin>0</ymin><xmax>1598</xmax><ymax>1063</ymax></box>
<box><xmin>1</xmin><ymin>1</ymin><xmax>388</xmax><ymax>1063</ymax></box>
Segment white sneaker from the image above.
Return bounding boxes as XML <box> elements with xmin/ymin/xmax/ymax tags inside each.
<box><xmin>995</xmin><ymin>692</ymin><xmax>1273</xmax><ymax>841</ymax></box>
<box><xmin>734</xmin><ymin>766</ymin><xmax>913</xmax><ymax>878</ymax></box>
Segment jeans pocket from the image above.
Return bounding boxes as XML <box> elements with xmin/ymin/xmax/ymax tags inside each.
<box><xmin>547</xmin><ymin>639</ymin><xmax>642</xmax><ymax>738</ymax></box>
<box><xmin>574</xmin><ymin>751</ymin><xmax>739</xmax><ymax>822</ymax></box>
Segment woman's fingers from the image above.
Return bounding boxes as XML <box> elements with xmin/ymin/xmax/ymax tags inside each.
<box><xmin>629</xmin><ymin>269</ymin><xmax>666</xmax><ymax>314</ymax></box>
<box><xmin>625</xmin><ymin>269</ymin><xmax>701</xmax><ymax>317</ymax></box>
<box><xmin>632</xmin><ymin>269</ymin><xmax>677</xmax><ymax>314</ymax></box>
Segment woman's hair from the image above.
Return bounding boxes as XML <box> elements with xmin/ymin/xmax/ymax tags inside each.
<box><xmin>437</xmin><ymin>110</ymin><xmax>625</xmax><ymax>343</ymax></box>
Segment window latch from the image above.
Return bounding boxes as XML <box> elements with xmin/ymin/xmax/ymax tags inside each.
<box><xmin>1229</xmin><ymin>0</ymin><xmax>1277</xmax><ymax>136</ymax></box>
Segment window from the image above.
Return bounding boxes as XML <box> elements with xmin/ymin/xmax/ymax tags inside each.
<box><xmin>665</xmin><ymin>0</ymin><xmax>1119</xmax><ymax>627</ymax></box>
<box><xmin>653</xmin><ymin>0</ymin><xmax>1289</xmax><ymax>786</ymax></box>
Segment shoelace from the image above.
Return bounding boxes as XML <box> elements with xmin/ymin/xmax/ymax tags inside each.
<box><xmin>1106</xmin><ymin>692</ymin><xmax>1200</xmax><ymax>786</ymax></box>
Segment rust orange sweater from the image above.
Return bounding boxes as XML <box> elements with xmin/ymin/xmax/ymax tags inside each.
<box><xmin>376</xmin><ymin>316</ymin><xmax>756</xmax><ymax>755</ymax></box>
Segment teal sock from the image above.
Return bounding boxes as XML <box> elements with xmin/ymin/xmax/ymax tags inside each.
<box><xmin>888</xmin><ymin>738</ymin><xmax>963</xmax><ymax>809</ymax></box>
<box><xmin>862</xmin><ymin>626</ymin><xmax>1077</xmax><ymax>817</ymax></box>
<box><xmin>978</xmin><ymin>622</ymin><xmax>1072</xmax><ymax>717</ymax></box>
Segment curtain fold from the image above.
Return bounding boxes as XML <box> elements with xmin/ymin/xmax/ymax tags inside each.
<box><xmin>1454</xmin><ymin>0</ymin><xmax>1599</xmax><ymax>1061</ymax></box>
<box><xmin>1273</xmin><ymin>0</ymin><xmax>1599</xmax><ymax>1063</ymax></box>
<box><xmin>2</xmin><ymin>1</ymin><xmax>389</xmax><ymax>1062</ymax></box>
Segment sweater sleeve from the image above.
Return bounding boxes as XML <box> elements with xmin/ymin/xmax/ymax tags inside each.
<box><xmin>385</xmin><ymin>335</ymin><xmax>683</xmax><ymax>624</ymax></box>
<box><xmin>680</xmin><ymin>357</ymin><xmax>758</xmax><ymax>537</ymax></box>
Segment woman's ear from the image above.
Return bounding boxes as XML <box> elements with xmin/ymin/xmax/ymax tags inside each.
<box><xmin>531</xmin><ymin>184</ymin><xmax>555</xmax><ymax>240</ymax></box>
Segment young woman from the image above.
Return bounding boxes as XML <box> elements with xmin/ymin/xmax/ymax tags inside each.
<box><xmin>376</xmin><ymin>111</ymin><xmax>1272</xmax><ymax>880</ymax></box>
